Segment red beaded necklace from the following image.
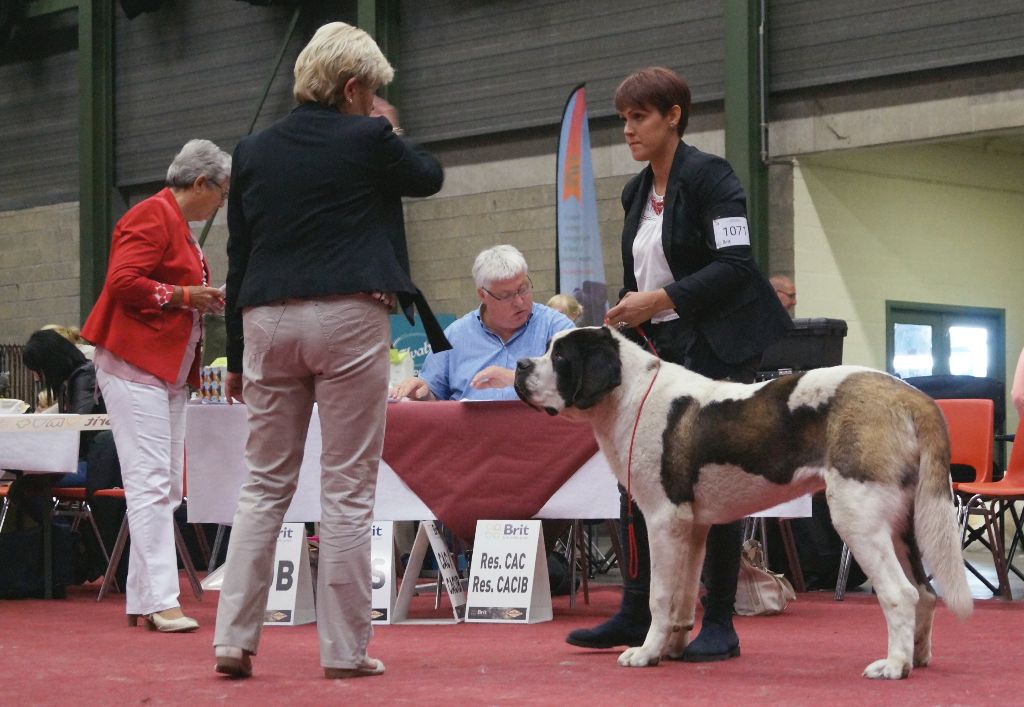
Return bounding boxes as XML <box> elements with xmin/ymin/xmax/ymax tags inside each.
<box><xmin>649</xmin><ymin>191</ymin><xmax>664</xmax><ymax>216</ymax></box>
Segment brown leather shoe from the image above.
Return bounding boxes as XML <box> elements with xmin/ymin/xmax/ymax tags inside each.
<box><xmin>215</xmin><ymin>646</ymin><xmax>253</xmax><ymax>678</ymax></box>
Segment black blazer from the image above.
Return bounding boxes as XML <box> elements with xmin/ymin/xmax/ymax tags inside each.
<box><xmin>620</xmin><ymin>141</ymin><xmax>791</xmax><ymax>364</ymax></box>
<box><xmin>225</xmin><ymin>102</ymin><xmax>448</xmax><ymax>371</ymax></box>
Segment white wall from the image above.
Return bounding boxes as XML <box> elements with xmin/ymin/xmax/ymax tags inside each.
<box><xmin>793</xmin><ymin>141</ymin><xmax>1024</xmax><ymax>430</ymax></box>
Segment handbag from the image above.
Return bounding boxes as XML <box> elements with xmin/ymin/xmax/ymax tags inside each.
<box><xmin>734</xmin><ymin>538</ymin><xmax>796</xmax><ymax>616</ymax></box>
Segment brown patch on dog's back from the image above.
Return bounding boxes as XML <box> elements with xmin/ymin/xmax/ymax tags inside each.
<box><xmin>660</xmin><ymin>374</ymin><xmax>831</xmax><ymax>503</ymax></box>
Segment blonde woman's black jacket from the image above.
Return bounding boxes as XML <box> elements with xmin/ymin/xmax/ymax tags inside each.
<box><xmin>225</xmin><ymin>102</ymin><xmax>450</xmax><ymax>372</ymax></box>
<box><xmin>619</xmin><ymin>141</ymin><xmax>791</xmax><ymax>365</ymax></box>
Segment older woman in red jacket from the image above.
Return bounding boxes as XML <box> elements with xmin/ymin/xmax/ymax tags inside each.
<box><xmin>82</xmin><ymin>139</ymin><xmax>230</xmax><ymax>632</ymax></box>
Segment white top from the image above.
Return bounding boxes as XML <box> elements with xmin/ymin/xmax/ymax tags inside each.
<box><xmin>632</xmin><ymin>186</ymin><xmax>679</xmax><ymax>323</ymax></box>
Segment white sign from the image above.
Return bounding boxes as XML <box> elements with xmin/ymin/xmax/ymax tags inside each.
<box><xmin>264</xmin><ymin>523</ymin><xmax>315</xmax><ymax>626</ymax></box>
<box><xmin>371</xmin><ymin>521</ymin><xmax>396</xmax><ymax>623</ymax></box>
<box><xmin>466</xmin><ymin>520</ymin><xmax>551</xmax><ymax>623</ymax></box>
<box><xmin>392</xmin><ymin>522</ymin><xmax>466</xmax><ymax>623</ymax></box>
<box><xmin>712</xmin><ymin>216</ymin><xmax>750</xmax><ymax>248</ymax></box>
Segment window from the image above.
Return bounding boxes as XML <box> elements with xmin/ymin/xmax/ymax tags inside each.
<box><xmin>886</xmin><ymin>302</ymin><xmax>1004</xmax><ymax>380</ymax></box>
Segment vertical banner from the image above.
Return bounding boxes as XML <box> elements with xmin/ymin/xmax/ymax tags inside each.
<box><xmin>556</xmin><ymin>83</ymin><xmax>608</xmax><ymax>327</ymax></box>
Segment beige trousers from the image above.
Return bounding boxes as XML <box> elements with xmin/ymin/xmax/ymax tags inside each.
<box><xmin>213</xmin><ymin>295</ymin><xmax>389</xmax><ymax>669</ymax></box>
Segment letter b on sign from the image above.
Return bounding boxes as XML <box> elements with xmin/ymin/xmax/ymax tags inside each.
<box><xmin>276</xmin><ymin>561</ymin><xmax>294</xmax><ymax>591</ymax></box>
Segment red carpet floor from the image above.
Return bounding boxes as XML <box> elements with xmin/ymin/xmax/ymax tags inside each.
<box><xmin>0</xmin><ymin>578</ymin><xmax>1019</xmax><ymax>706</ymax></box>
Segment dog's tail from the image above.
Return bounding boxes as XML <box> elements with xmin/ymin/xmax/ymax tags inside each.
<box><xmin>913</xmin><ymin>400</ymin><xmax>973</xmax><ymax>619</ymax></box>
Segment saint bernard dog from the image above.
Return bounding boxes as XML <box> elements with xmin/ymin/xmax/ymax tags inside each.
<box><xmin>514</xmin><ymin>326</ymin><xmax>971</xmax><ymax>680</ymax></box>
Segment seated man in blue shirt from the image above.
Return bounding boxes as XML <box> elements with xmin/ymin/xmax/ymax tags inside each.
<box><xmin>391</xmin><ymin>244</ymin><xmax>574</xmax><ymax>401</ymax></box>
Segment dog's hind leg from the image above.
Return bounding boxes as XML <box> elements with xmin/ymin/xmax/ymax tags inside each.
<box><xmin>830</xmin><ymin>493</ymin><xmax>919</xmax><ymax>680</ymax></box>
<box><xmin>664</xmin><ymin>522</ymin><xmax>708</xmax><ymax>660</ymax></box>
<box><xmin>904</xmin><ymin>537</ymin><xmax>936</xmax><ymax>668</ymax></box>
<box><xmin>618</xmin><ymin>514</ymin><xmax>691</xmax><ymax>668</ymax></box>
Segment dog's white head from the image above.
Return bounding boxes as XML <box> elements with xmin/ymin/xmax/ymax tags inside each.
<box><xmin>514</xmin><ymin>326</ymin><xmax>623</xmax><ymax>416</ymax></box>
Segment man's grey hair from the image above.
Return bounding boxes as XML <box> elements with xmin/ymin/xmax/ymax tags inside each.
<box><xmin>472</xmin><ymin>245</ymin><xmax>529</xmax><ymax>289</ymax></box>
<box><xmin>165</xmin><ymin>139</ymin><xmax>232</xmax><ymax>188</ymax></box>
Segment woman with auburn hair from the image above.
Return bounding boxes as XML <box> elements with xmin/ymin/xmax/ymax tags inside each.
<box><xmin>567</xmin><ymin>67</ymin><xmax>791</xmax><ymax>661</ymax></box>
<box><xmin>82</xmin><ymin>138</ymin><xmax>230</xmax><ymax>633</ymax></box>
<box><xmin>213</xmin><ymin>21</ymin><xmax>447</xmax><ymax>679</ymax></box>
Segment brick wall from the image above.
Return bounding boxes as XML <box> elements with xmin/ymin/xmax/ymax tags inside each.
<box><xmin>0</xmin><ymin>202</ymin><xmax>81</xmax><ymax>344</ymax></box>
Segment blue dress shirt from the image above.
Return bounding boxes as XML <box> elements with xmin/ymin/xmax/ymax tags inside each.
<box><xmin>418</xmin><ymin>303</ymin><xmax>574</xmax><ymax>400</ymax></box>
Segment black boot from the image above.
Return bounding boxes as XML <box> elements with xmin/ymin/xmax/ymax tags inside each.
<box><xmin>566</xmin><ymin>491</ymin><xmax>651</xmax><ymax>649</ymax></box>
<box><xmin>682</xmin><ymin>521</ymin><xmax>742</xmax><ymax>662</ymax></box>
<box><xmin>680</xmin><ymin>606</ymin><xmax>740</xmax><ymax>662</ymax></box>
<box><xmin>565</xmin><ymin>589</ymin><xmax>651</xmax><ymax>648</ymax></box>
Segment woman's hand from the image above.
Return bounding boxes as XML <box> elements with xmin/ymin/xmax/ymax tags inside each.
<box><xmin>179</xmin><ymin>286</ymin><xmax>225</xmax><ymax>314</ymax></box>
<box><xmin>605</xmin><ymin>289</ymin><xmax>674</xmax><ymax>329</ymax></box>
<box><xmin>370</xmin><ymin>96</ymin><xmax>403</xmax><ymax>134</ymax></box>
<box><xmin>225</xmin><ymin>372</ymin><xmax>244</xmax><ymax>405</ymax></box>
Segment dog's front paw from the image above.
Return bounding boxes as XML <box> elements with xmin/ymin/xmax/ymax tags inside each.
<box><xmin>863</xmin><ymin>658</ymin><xmax>911</xmax><ymax>680</ymax></box>
<box><xmin>617</xmin><ymin>646</ymin><xmax>660</xmax><ymax>668</ymax></box>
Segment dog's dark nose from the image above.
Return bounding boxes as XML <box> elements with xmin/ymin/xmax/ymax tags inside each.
<box><xmin>516</xmin><ymin>359</ymin><xmax>533</xmax><ymax>373</ymax></box>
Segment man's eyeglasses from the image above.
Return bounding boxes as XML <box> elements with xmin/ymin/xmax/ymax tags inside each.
<box><xmin>482</xmin><ymin>277</ymin><xmax>533</xmax><ymax>302</ymax></box>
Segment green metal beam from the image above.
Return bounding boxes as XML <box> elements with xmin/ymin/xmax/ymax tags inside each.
<box><xmin>724</xmin><ymin>0</ymin><xmax>768</xmax><ymax>269</ymax></box>
<box><xmin>357</xmin><ymin>0</ymin><xmax>401</xmax><ymax>103</ymax></box>
<box><xmin>77</xmin><ymin>0</ymin><xmax>115</xmax><ymax>322</ymax></box>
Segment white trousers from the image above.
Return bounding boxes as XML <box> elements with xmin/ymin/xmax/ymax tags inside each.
<box><xmin>95</xmin><ymin>369</ymin><xmax>186</xmax><ymax>616</ymax></box>
<box><xmin>213</xmin><ymin>295</ymin><xmax>389</xmax><ymax>669</ymax></box>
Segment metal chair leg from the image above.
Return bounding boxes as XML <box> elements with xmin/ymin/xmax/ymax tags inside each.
<box><xmin>209</xmin><ymin>524</ymin><xmax>227</xmax><ymax>572</ymax></box>
<box><xmin>174</xmin><ymin>521</ymin><xmax>204</xmax><ymax>600</ymax></box>
<box><xmin>97</xmin><ymin>515</ymin><xmax>129</xmax><ymax>601</ymax></box>
<box><xmin>834</xmin><ymin>544</ymin><xmax>852</xmax><ymax>601</ymax></box>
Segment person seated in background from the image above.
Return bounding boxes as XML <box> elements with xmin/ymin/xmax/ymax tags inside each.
<box><xmin>21</xmin><ymin>329</ymin><xmax>105</xmax><ymax>486</ymax></box>
<box><xmin>389</xmin><ymin>244</ymin><xmax>576</xmax><ymax>576</ymax></box>
<box><xmin>769</xmin><ymin>274</ymin><xmax>797</xmax><ymax>315</ymax></box>
<box><xmin>41</xmin><ymin>323</ymin><xmax>96</xmax><ymax>360</ymax></box>
<box><xmin>391</xmin><ymin>244</ymin><xmax>574</xmax><ymax>401</ymax></box>
<box><xmin>546</xmin><ymin>293</ymin><xmax>584</xmax><ymax>324</ymax></box>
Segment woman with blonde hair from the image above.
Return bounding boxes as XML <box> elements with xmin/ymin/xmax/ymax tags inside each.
<box><xmin>213</xmin><ymin>21</ymin><xmax>447</xmax><ymax>679</ymax></box>
<box><xmin>546</xmin><ymin>293</ymin><xmax>584</xmax><ymax>323</ymax></box>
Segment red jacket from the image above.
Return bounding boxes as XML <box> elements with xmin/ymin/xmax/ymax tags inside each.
<box><xmin>83</xmin><ymin>188</ymin><xmax>209</xmax><ymax>387</ymax></box>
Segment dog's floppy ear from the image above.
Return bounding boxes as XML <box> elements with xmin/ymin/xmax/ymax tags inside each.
<box><xmin>557</xmin><ymin>327</ymin><xmax>622</xmax><ymax>409</ymax></box>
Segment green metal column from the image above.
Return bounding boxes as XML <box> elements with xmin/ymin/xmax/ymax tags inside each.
<box><xmin>724</xmin><ymin>0</ymin><xmax>768</xmax><ymax>269</ymax></box>
<box><xmin>357</xmin><ymin>0</ymin><xmax>401</xmax><ymax>102</ymax></box>
<box><xmin>78</xmin><ymin>0</ymin><xmax>115</xmax><ymax>321</ymax></box>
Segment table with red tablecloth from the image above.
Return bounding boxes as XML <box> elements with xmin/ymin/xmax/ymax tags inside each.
<box><xmin>184</xmin><ymin>401</ymin><xmax>619</xmax><ymax>537</ymax></box>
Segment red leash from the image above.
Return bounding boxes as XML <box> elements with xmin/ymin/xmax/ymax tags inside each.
<box><xmin>606</xmin><ymin>319</ymin><xmax>661</xmax><ymax>579</ymax></box>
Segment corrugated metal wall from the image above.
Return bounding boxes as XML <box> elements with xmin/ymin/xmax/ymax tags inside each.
<box><xmin>0</xmin><ymin>25</ymin><xmax>78</xmax><ymax>211</ymax></box>
<box><xmin>114</xmin><ymin>0</ymin><xmax>308</xmax><ymax>187</ymax></box>
<box><xmin>398</xmin><ymin>0</ymin><xmax>1024</xmax><ymax>144</ymax></box>
<box><xmin>397</xmin><ymin>0</ymin><xmax>724</xmax><ymax>143</ymax></box>
<box><xmin>767</xmin><ymin>0</ymin><xmax>1024</xmax><ymax>91</ymax></box>
<box><xmin>1</xmin><ymin>0</ymin><xmax>1023</xmax><ymax>209</ymax></box>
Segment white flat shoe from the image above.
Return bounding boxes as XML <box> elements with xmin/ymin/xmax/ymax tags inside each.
<box><xmin>324</xmin><ymin>657</ymin><xmax>385</xmax><ymax>679</ymax></box>
<box><xmin>139</xmin><ymin>609</ymin><xmax>199</xmax><ymax>633</ymax></box>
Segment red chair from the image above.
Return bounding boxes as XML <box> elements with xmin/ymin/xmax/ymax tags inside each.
<box><xmin>956</xmin><ymin>415</ymin><xmax>1024</xmax><ymax>599</ymax></box>
<box><xmin>935</xmin><ymin>398</ymin><xmax>994</xmax><ymax>491</ymax></box>
<box><xmin>50</xmin><ymin>486</ymin><xmax>114</xmax><ymax>585</ymax></box>
<box><xmin>93</xmin><ymin>487</ymin><xmax>204</xmax><ymax>602</ymax></box>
